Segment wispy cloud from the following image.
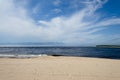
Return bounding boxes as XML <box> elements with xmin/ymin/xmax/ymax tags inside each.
<box><xmin>32</xmin><ymin>4</ymin><xmax>41</xmax><ymax>14</ymax></box>
<box><xmin>52</xmin><ymin>8</ymin><xmax>62</xmax><ymax>14</ymax></box>
<box><xmin>0</xmin><ymin>0</ymin><xmax>120</xmax><ymax>45</ymax></box>
<box><xmin>53</xmin><ymin>0</ymin><xmax>61</xmax><ymax>6</ymax></box>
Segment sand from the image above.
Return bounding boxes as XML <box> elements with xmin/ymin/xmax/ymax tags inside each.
<box><xmin>0</xmin><ymin>56</ymin><xmax>120</xmax><ymax>80</ymax></box>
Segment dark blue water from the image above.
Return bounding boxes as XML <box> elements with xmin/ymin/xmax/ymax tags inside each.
<box><xmin>0</xmin><ymin>47</ymin><xmax>120</xmax><ymax>59</ymax></box>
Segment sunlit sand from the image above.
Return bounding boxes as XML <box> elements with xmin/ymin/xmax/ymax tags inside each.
<box><xmin>0</xmin><ymin>56</ymin><xmax>120</xmax><ymax>80</ymax></box>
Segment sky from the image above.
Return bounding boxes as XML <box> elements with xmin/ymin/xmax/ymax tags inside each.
<box><xmin>0</xmin><ymin>0</ymin><xmax>120</xmax><ymax>46</ymax></box>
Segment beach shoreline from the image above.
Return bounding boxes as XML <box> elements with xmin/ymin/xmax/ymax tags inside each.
<box><xmin>0</xmin><ymin>56</ymin><xmax>120</xmax><ymax>80</ymax></box>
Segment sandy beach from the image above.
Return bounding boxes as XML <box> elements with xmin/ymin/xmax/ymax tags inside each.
<box><xmin>0</xmin><ymin>56</ymin><xmax>120</xmax><ymax>80</ymax></box>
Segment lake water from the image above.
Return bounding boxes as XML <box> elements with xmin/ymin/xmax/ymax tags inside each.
<box><xmin>0</xmin><ymin>47</ymin><xmax>120</xmax><ymax>59</ymax></box>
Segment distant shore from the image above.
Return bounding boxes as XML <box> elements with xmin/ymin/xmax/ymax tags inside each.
<box><xmin>0</xmin><ymin>56</ymin><xmax>120</xmax><ymax>80</ymax></box>
<box><xmin>96</xmin><ymin>45</ymin><xmax>120</xmax><ymax>48</ymax></box>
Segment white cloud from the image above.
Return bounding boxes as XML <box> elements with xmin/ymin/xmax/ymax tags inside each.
<box><xmin>94</xmin><ymin>18</ymin><xmax>120</xmax><ymax>27</ymax></box>
<box><xmin>83</xmin><ymin>0</ymin><xmax>108</xmax><ymax>11</ymax></box>
<box><xmin>0</xmin><ymin>0</ymin><xmax>120</xmax><ymax>45</ymax></box>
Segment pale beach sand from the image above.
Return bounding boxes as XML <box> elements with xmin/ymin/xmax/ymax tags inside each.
<box><xmin>0</xmin><ymin>56</ymin><xmax>120</xmax><ymax>80</ymax></box>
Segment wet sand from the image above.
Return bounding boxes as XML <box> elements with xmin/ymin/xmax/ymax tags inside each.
<box><xmin>0</xmin><ymin>56</ymin><xmax>120</xmax><ymax>80</ymax></box>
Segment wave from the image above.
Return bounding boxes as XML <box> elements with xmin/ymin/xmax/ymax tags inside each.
<box><xmin>0</xmin><ymin>54</ymin><xmax>48</xmax><ymax>58</ymax></box>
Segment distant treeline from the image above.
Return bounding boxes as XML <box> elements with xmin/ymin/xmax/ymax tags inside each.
<box><xmin>96</xmin><ymin>45</ymin><xmax>120</xmax><ymax>48</ymax></box>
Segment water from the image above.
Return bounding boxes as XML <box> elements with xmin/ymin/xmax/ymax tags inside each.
<box><xmin>0</xmin><ymin>47</ymin><xmax>120</xmax><ymax>59</ymax></box>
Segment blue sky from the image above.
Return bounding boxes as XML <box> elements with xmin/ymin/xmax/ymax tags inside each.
<box><xmin>0</xmin><ymin>0</ymin><xmax>120</xmax><ymax>46</ymax></box>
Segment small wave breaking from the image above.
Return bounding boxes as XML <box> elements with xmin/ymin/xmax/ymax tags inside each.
<box><xmin>0</xmin><ymin>54</ymin><xmax>48</xmax><ymax>58</ymax></box>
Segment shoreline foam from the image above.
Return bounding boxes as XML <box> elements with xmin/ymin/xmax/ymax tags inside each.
<box><xmin>0</xmin><ymin>54</ymin><xmax>48</xmax><ymax>58</ymax></box>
